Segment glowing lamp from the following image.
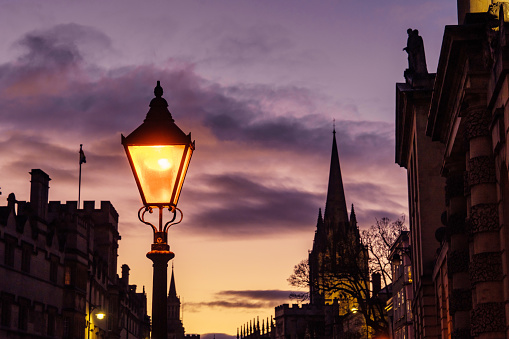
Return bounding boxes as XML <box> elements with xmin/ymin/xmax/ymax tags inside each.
<box><xmin>122</xmin><ymin>81</ymin><xmax>195</xmax><ymax>208</ymax></box>
<box><xmin>96</xmin><ymin>311</ymin><xmax>106</xmax><ymax>320</ymax></box>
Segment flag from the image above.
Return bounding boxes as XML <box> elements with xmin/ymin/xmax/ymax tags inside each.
<box><xmin>79</xmin><ymin>145</ymin><xmax>86</xmax><ymax>164</ymax></box>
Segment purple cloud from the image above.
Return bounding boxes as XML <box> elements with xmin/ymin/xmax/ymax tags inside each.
<box><xmin>0</xmin><ymin>23</ymin><xmax>406</xmax><ymax>240</ymax></box>
<box><xmin>182</xmin><ymin>173</ymin><xmax>322</xmax><ymax>236</ymax></box>
<box><xmin>186</xmin><ymin>289</ymin><xmax>298</xmax><ymax>311</ymax></box>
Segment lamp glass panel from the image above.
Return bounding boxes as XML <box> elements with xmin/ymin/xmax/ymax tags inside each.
<box><xmin>173</xmin><ymin>146</ymin><xmax>193</xmax><ymax>206</ymax></box>
<box><xmin>128</xmin><ymin>145</ymin><xmax>186</xmax><ymax>205</ymax></box>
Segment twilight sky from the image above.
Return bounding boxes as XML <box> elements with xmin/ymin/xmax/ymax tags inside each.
<box><xmin>0</xmin><ymin>0</ymin><xmax>457</xmax><ymax>337</ymax></box>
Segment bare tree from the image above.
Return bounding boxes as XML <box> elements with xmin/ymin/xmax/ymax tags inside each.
<box><xmin>288</xmin><ymin>259</ymin><xmax>310</xmax><ymax>302</ymax></box>
<box><xmin>288</xmin><ymin>216</ymin><xmax>407</xmax><ymax>336</ymax></box>
<box><xmin>362</xmin><ymin>216</ymin><xmax>407</xmax><ymax>290</ymax></box>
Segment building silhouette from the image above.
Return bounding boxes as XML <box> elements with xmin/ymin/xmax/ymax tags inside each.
<box><xmin>237</xmin><ymin>316</ymin><xmax>274</xmax><ymax>339</ymax></box>
<box><xmin>167</xmin><ymin>265</ymin><xmax>199</xmax><ymax>339</ymax></box>
<box><xmin>0</xmin><ymin>169</ymin><xmax>150</xmax><ymax>339</ymax></box>
<box><xmin>309</xmin><ymin>129</ymin><xmax>369</xmax><ymax>310</ymax></box>
<box><xmin>239</xmin><ymin>130</ymin><xmax>375</xmax><ymax>339</ymax></box>
<box><xmin>395</xmin><ymin>1</ymin><xmax>509</xmax><ymax>338</ymax></box>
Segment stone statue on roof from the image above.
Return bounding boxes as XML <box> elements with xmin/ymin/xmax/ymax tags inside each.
<box><xmin>404</xmin><ymin>28</ymin><xmax>428</xmax><ymax>75</ymax></box>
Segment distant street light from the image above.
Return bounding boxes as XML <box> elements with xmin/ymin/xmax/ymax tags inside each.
<box><xmin>95</xmin><ymin>311</ymin><xmax>106</xmax><ymax>320</ymax></box>
<box><xmin>122</xmin><ymin>81</ymin><xmax>195</xmax><ymax>339</ymax></box>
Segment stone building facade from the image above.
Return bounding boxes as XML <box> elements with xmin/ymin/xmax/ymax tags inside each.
<box><xmin>387</xmin><ymin>231</ymin><xmax>413</xmax><ymax>339</ymax></box>
<box><xmin>395</xmin><ymin>1</ymin><xmax>509</xmax><ymax>338</ymax></box>
<box><xmin>0</xmin><ymin>169</ymin><xmax>150</xmax><ymax>339</ymax></box>
<box><xmin>119</xmin><ymin>264</ymin><xmax>151</xmax><ymax>339</ymax></box>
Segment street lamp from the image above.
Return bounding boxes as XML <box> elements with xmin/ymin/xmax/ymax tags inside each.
<box><xmin>122</xmin><ymin>81</ymin><xmax>195</xmax><ymax>339</ymax></box>
<box><xmin>87</xmin><ymin>304</ymin><xmax>106</xmax><ymax>339</ymax></box>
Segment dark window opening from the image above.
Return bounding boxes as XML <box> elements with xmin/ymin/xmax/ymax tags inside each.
<box><xmin>63</xmin><ymin>316</ymin><xmax>71</xmax><ymax>338</ymax></box>
<box><xmin>1</xmin><ymin>297</ymin><xmax>12</xmax><ymax>327</ymax></box>
<box><xmin>18</xmin><ymin>304</ymin><xmax>28</xmax><ymax>331</ymax></box>
<box><xmin>50</xmin><ymin>257</ymin><xmax>58</xmax><ymax>283</ymax></box>
<box><xmin>21</xmin><ymin>244</ymin><xmax>31</xmax><ymax>273</ymax></box>
<box><xmin>4</xmin><ymin>239</ymin><xmax>15</xmax><ymax>267</ymax></box>
<box><xmin>47</xmin><ymin>312</ymin><xmax>55</xmax><ymax>336</ymax></box>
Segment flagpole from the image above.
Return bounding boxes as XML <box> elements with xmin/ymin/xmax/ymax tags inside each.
<box><xmin>79</xmin><ymin>144</ymin><xmax>84</xmax><ymax>209</ymax></box>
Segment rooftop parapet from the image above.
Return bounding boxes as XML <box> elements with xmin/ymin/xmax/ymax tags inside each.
<box><xmin>275</xmin><ymin>303</ymin><xmax>323</xmax><ymax>317</ymax></box>
<box><xmin>83</xmin><ymin>201</ymin><xmax>119</xmax><ymax>222</ymax></box>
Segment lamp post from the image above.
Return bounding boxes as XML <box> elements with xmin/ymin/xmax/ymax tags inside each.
<box><xmin>122</xmin><ymin>81</ymin><xmax>195</xmax><ymax>339</ymax></box>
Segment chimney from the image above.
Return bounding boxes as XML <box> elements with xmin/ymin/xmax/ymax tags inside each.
<box><xmin>30</xmin><ymin>169</ymin><xmax>51</xmax><ymax>220</ymax></box>
<box><xmin>121</xmin><ymin>264</ymin><xmax>130</xmax><ymax>286</ymax></box>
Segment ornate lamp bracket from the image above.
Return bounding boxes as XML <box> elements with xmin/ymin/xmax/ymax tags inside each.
<box><xmin>138</xmin><ymin>206</ymin><xmax>183</xmax><ymax>251</ymax></box>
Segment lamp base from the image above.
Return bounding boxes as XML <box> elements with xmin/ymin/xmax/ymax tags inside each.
<box><xmin>146</xmin><ymin>248</ymin><xmax>174</xmax><ymax>261</ymax></box>
<box><xmin>149</xmin><ymin>242</ymin><xmax>171</xmax><ymax>252</ymax></box>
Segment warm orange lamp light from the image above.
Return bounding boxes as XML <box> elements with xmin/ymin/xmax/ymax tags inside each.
<box><xmin>122</xmin><ymin>81</ymin><xmax>194</xmax><ymax>208</ymax></box>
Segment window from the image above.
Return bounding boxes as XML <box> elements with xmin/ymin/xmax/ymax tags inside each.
<box><xmin>47</xmin><ymin>311</ymin><xmax>55</xmax><ymax>336</ymax></box>
<box><xmin>395</xmin><ymin>290</ymin><xmax>406</xmax><ymax>320</ymax></box>
<box><xmin>406</xmin><ymin>265</ymin><xmax>412</xmax><ymax>283</ymax></box>
<box><xmin>1</xmin><ymin>296</ymin><xmax>12</xmax><ymax>327</ymax></box>
<box><xmin>18</xmin><ymin>303</ymin><xmax>28</xmax><ymax>331</ymax></box>
<box><xmin>4</xmin><ymin>238</ymin><xmax>15</xmax><ymax>267</ymax></box>
<box><xmin>50</xmin><ymin>256</ymin><xmax>58</xmax><ymax>283</ymax></box>
<box><xmin>63</xmin><ymin>316</ymin><xmax>71</xmax><ymax>338</ymax></box>
<box><xmin>64</xmin><ymin>266</ymin><xmax>71</xmax><ymax>285</ymax></box>
<box><xmin>21</xmin><ymin>244</ymin><xmax>31</xmax><ymax>273</ymax></box>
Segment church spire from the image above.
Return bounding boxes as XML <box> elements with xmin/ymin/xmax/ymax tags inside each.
<box><xmin>168</xmin><ymin>263</ymin><xmax>178</xmax><ymax>301</ymax></box>
<box><xmin>317</xmin><ymin>208</ymin><xmax>323</xmax><ymax>225</ymax></box>
<box><xmin>350</xmin><ymin>204</ymin><xmax>356</xmax><ymax>224</ymax></box>
<box><xmin>312</xmin><ymin>208</ymin><xmax>326</xmax><ymax>252</ymax></box>
<box><xmin>350</xmin><ymin>203</ymin><xmax>360</xmax><ymax>238</ymax></box>
<box><xmin>324</xmin><ymin>128</ymin><xmax>349</xmax><ymax>226</ymax></box>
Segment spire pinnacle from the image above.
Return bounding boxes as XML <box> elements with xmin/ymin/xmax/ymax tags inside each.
<box><xmin>168</xmin><ymin>263</ymin><xmax>178</xmax><ymax>299</ymax></box>
<box><xmin>324</xmin><ymin>128</ymin><xmax>349</xmax><ymax>225</ymax></box>
<box><xmin>350</xmin><ymin>204</ymin><xmax>356</xmax><ymax>221</ymax></box>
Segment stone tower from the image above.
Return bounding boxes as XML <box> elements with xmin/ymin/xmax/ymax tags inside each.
<box><xmin>308</xmin><ymin>129</ymin><xmax>368</xmax><ymax>308</ymax></box>
<box><xmin>167</xmin><ymin>265</ymin><xmax>185</xmax><ymax>339</ymax></box>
